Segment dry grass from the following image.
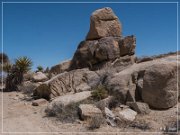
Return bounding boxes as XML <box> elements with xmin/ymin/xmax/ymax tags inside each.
<box><xmin>87</xmin><ymin>114</ymin><xmax>104</xmax><ymax>130</ymax></box>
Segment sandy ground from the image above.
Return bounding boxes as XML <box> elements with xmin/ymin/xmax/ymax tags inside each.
<box><xmin>0</xmin><ymin>91</ymin><xmax>179</xmax><ymax>135</ymax></box>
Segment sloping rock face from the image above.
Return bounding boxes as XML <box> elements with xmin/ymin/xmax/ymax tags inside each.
<box><xmin>70</xmin><ymin>7</ymin><xmax>136</xmax><ymax>70</ymax></box>
<box><xmin>34</xmin><ymin>68</ymin><xmax>100</xmax><ymax>99</ymax></box>
<box><xmin>50</xmin><ymin>60</ymin><xmax>71</xmax><ymax>76</ymax></box>
<box><xmin>86</xmin><ymin>7</ymin><xmax>122</xmax><ymax>40</ymax></box>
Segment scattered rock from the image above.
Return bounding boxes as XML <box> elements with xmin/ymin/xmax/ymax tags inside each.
<box><xmin>105</xmin><ymin>107</ymin><xmax>116</xmax><ymax>127</ymax></box>
<box><xmin>116</xmin><ymin>108</ymin><xmax>137</xmax><ymax>122</ymax></box>
<box><xmin>32</xmin><ymin>98</ymin><xmax>48</xmax><ymax>106</ymax></box>
<box><xmin>126</xmin><ymin>102</ymin><xmax>150</xmax><ymax>114</ymax></box>
<box><xmin>78</xmin><ymin>104</ymin><xmax>103</xmax><ymax>120</ymax></box>
<box><xmin>32</xmin><ymin>72</ymin><xmax>48</xmax><ymax>82</ymax></box>
<box><xmin>119</xmin><ymin>104</ymin><xmax>129</xmax><ymax>109</ymax></box>
<box><xmin>86</xmin><ymin>7</ymin><xmax>122</xmax><ymax>40</ymax></box>
<box><xmin>95</xmin><ymin>96</ymin><xmax>113</xmax><ymax>111</ymax></box>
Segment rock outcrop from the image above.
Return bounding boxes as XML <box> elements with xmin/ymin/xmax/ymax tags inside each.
<box><xmin>35</xmin><ymin>7</ymin><xmax>178</xmax><ymax>112</ymax></box>
<box><xmin>70</xmin><ymin>7</ymin><xmax>136</xmax><ymax>70</ymax></box>
<box><xmin>105</xmin><ymin>60</ymin><xmax>178</xmax><ymax>109</ymax></box>
<box><xmin>34</xmin><ymin>68</ymin><xmax>100</xmax><ymax>99</ymax></box>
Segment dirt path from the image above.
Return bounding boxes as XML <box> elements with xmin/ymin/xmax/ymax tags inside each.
<box><xmin>0</xmin><ymin>90</ymin><xmax>179</xmax><ymax>135</ymax></box>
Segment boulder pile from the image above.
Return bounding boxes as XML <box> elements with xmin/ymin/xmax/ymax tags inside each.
<box><xmin>30</xmin><ymin>7</ymin><xmax>179</xmax><ymax>128</ymax></box>
<box><xmin>70</xmin><ymin>7</ymin><xmax>136</xmax><ymax>70</ymax></box>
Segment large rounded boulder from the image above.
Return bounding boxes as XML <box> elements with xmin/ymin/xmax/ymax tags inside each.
<box><xmin>142</xmin><ymin>63</ymin><xmax>177</xmax><ymax>109</ymax></box>
<box><xmin>86</xmin><ymin>7</ymin><xmax>122</xmax><ymax>40</ymax></box>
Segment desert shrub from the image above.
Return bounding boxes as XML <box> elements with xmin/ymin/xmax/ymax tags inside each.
<box><xmin>108</xmin><ymin>97</ymin><xmax>120</xmax><ymax>109</ymax></box>
<box><xmin>5</xmin><ymin>56</ymin><xmax>32</xmax><ymax>91</ymax></box>
<box><xmin>91</xmin><ymin>85</ymin><xmax>108</xmax><ymax>101</ymax></box>
<box><xmin>46</xmin><ymin>102</ymin><xmax>81</xmax><ymax>123</ymax></box>
<box><xmin>87</xmin><ymin>114</ymin><xmax>104</xmax><ymax>130</ymax></box>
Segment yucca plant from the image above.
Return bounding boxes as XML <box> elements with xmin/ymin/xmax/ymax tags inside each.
<box><xmin>5</xmin><ymin>56</ymin><xmax>32</xmax><ymax>91</ymax></box>
<box><xmin>37</xmin><ymin>65</ymin><xmax>44</xmax><ymax>72</ymax></box>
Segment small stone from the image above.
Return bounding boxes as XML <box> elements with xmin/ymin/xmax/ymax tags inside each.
<box><xmin>118</xmin><ymin>108</ymin><xmax>137</xmax><ymax>122</ymax></box>
<box><xmin>126</xmin><ymin>102</ymin><xmax>150</xmax><ymax>114</ymax></box>
<box><xmin>78</xmin><ymin>104</ymin><xmax>102</xmax><ymax>120</ymax></box>
<box><xmin>13</xmin><ymin>97</ymin><xmax>18</xmax><ymax>100</ymax></box>
<box><xmin>32</xmin><ymin>98</ymin><xmax>48</xmax><ymax>106</ymax></box>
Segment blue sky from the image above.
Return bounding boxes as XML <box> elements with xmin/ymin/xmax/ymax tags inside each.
<box><xmin>1</xmin><ymin>0</ymin><xmax>178</xmax><ymax>70</ymax></box>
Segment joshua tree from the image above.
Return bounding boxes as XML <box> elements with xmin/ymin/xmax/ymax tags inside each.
<box><xmin>3</xmin><ymin>62</ymin><xmax>13</xmax><ymax>75</ymax></box>
<box><xmin>0</xmin><ymin>53</ymin><xmax>9</xmax><ymax>64</ymax></box>
<box><xmin>37</xmin><ymin>65</ymin><xmax>44</xmax><ymax>72</ymax></box>
<box><xmin>5</xmin><ymin>56</ymin><xmax>32</xmax><ymax>91</ymax></box>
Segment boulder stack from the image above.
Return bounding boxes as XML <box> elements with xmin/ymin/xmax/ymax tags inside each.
<box><xmin>70</xmin><ymin>7</ymin><xmax>136</xmax><ymax>70</ymax></box>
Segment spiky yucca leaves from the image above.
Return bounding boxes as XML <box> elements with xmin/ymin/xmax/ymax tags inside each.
<box><xmin>15</xmin><ymin>56</ymin><xmax>32</xmax><ymax>73</ymax></box>
<box><xmin>5</xmin><ymin>56</ymin><xmax>32</xmax><ymax>91</ymax></box>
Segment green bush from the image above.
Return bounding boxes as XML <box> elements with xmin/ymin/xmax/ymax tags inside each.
<box><xmin>91</xmin><ymin>85</ymin><xmax>108</xmax><ymax>101</ymax></box>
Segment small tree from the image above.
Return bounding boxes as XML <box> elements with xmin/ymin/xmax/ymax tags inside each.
<box><xmin>37</xmin><ymin>65</ymin><xmax>44</xmax><ymax>72</ymax></box>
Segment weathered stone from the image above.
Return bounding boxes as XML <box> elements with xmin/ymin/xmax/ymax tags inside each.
<box><xmin>71</xmin><ymin>37</ymin><xmax>120</xmax><ymax>69</ymax></box>
<box><xmin>32</xmin><ymin>98</ymin><xmax>48</xmax><ymax>106</ymax></box>
<box><xmin>105</xmin><ymin>59</ymin><xmax>178</xmax><ymax>109</ymax></box>
<box><xmin>95</xmin><ymin>96</ymin><xmax>113</xmax><ymax>111</ymax></box>
<box><xmin>78</xmin><ymin>104</ymin><xmax>103</xmax><ymax>120</ymax></box>
<box><xmin>23</xmin><ymin>71</ymin><xmax>34</xmax><ymax>81</ymax></box>
<box><xmin>119</xmin><ymin>35</ymin><xmax>136</xmax><ymax>56</ymax></box>
<box><xmin>32</xmin><ymin>72</ymin><xmax>48</xmax><ymax>82</ymax></box>
<box><xmin>126</xmin><ymin>102</ymin><xmax>150</xmax><ymax>114</ymax></box>
<box><xmin>105</xmin><ymin>107</ymin><xmax>115</xmax><ymax>119</ymax></box>
<box><xmin>142</xmin><ymin>63</ymin><xmax>177</xmax><ymax>109</ymax></box>
<box><xmin>95</xmin><ymin>37</ymin><xmax>120</xmax><ymax>61</ymax></box>
<box><xmin>50</xmin><ymin>60</ymin><xmax>71</xmax><ymax>75</ymax></box>
<box><xmin>105</xmin><ymin>71</ymin><xmax>136</xmax><ymax>104</ymax></box>
<box><xmin>45</xmin><ymin>91</ymin><xmax>91</xmax><ymax>116</ymax></box>
<box><xmin>116</xmin><ymin>108</ymin><xmax>137</xmax><ymax>122</ymax></box>
<box><xmin>34</xmin><ymin>68</ymin><xmax>100</xmax><ymax>99</ymax></box>
<box><xmin>86</xmin><ymin>7</ymin><xmax>122</xmax><ymax>40</ymax></box>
